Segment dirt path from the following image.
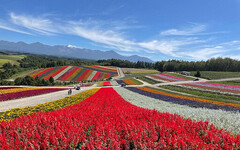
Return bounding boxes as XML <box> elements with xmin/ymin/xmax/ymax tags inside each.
<box><xmin>0</xmin><ymin>87</ymin><xmax>95</xmax><ymax>112</ymax></box>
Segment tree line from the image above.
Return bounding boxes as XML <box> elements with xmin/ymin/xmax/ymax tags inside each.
<box><xmin>98</xmin><ymin>57</ymin><xmax>240</xmax><ymax>72</ymax></box>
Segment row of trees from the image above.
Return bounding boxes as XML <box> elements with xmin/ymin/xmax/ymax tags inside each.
<box><xmin>98</xmin><ymin>57</ymin><xmax>240</xmax><ymax>72</ymax></box>
<box><xmin>14</xmin><ymin>76</ymin><xmax>55</xmax><ymax>86</ymax></box>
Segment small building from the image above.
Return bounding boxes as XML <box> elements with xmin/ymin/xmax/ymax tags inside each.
<box><xmin>181</xmin><ymin>71</ymin><xmax>190</xmax><ymax>76</ymax></box>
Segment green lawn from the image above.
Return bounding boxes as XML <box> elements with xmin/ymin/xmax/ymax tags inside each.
<box><xmin>190</xmin><ymin>71</ymin><xmax>240</xmax><ymax>80</ymax></box>
<box><xmin>129</xmin><ymin>78</ymin><xmax>143</xmax><ymax>85</ymax></box>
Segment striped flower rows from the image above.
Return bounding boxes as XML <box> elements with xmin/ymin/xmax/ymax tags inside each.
<box><xmin>0</xmin><ymin>88</ymin><xmax>239</xmax><ymax>149</ymax></box>
<box><xmin>0</xmin><ymin>87</ymin><xmax>66</xmax><ymax>102</ymax></box>
<box><xmin>126</xmin><ymin>87</ymin><xmax>240</xmax><ymax>112</ymax></box>
<box><xmin>30</xmin><ymin>66</ymin><xmax>117</xmax><ymax>81</ymax></box>
<box><xmin>90</xmin><ymin>65</ymin><xmax>117</xmax><ymax>72</ymax></box>
<box><xmin>114</xmin><ymin>87</ymin><xmax>240</xmax><ymax>135</ymax></box>
<box><xmin>182</xmin><ymin>82</ymin><xmax>240</xmax><ymax>94</ymax></box>
<box><xmin>148</xmin><ymin>73</ymin><xmax>189</xmax><ymax>82</ymax></box>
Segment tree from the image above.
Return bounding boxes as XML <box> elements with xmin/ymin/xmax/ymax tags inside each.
<box><xmin>49</xmin><ymin>76</ymin><xmax>54</xmax><ymax>84</ymax></box>
<box><xmin>194</xmin><ymin>71</ymin><xmax>201</xmax><ymax>78</ymax></box>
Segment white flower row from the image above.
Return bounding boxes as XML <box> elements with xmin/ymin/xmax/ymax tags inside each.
<box><xmin>87</xmin><ymin>71</ymin><xmax>97</xmax><ymax>81</ymax></box>
<box><xmin>113</xmin><ymin>87</ymin><xmax>240</xmax><ymax>135</ymax></box>
<box><xmin>54</xmin><ymin>66</ymin><xmax>73</xmax><ymax>80</ymax></box>
<box><xmin>110</xmin><ymin>81</ymin><xmax>119</xmax><ymax>86</ymax></box>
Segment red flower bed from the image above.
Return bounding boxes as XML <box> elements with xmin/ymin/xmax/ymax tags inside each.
<box><xmin>0</xmin><ymin>88</ymin><xmax>65</xmax><ymax>102</ymax></box>
<box><xmin>103</xmin><ymin>81</ymin><xmax>111</xmax><ymax>86</ymax></box>
<box><xmin>105</xmin><ymin>73</ymin><xmax>111</xmax><ymax>78</ymax></box>
<box><xmin>0</xmin><ymin>88</ymin><xmax>239</xmax><ymax>149</ymax></box>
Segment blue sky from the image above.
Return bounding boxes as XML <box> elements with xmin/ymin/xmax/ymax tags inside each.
<box><xmin>0</xmin><ymin>0</ymin><xmax>240</xmax><ymax>61</ymax></box>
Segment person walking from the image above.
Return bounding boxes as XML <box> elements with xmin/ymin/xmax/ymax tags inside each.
<box><xmin>68</xmin><ymin>89</ymin><xmax>70</xmax><ymax>95</ymax></box>
<box><xmin>70</xmin><ymin>89</ymin><xmax>72</xmax><ymax>95</ymax></box>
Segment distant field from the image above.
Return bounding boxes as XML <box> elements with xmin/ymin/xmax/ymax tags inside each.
<box><xmin>0</xmin><ymin>54</ymin><xmax>26</xmax><ymax>67</ymax></box>
<box><xmin>122</xmin><ymin>68</ymin><xmax>159</xmax><ymax>74</ymax></box>
<box><xmin>164</xmin><ymin>72</ymin><xmax>195</xmax><ymax>80</ymax></box>
<box><xmin>0</xmin><ymin>54</ymin><xmax>25</xmax><ymax>61</ymax></box>
<box><xmin>0</xmin><ymin>59</ymin><xmax>11</xmax><ymax>66</ymax></box>
<box><xmin>190</xmin><ymin>71</ymin><xmax>240</xmax><ymax>80</ymax></box>
<box><xmin>209</xmin><ymin>80</ymin><xmax>240</xmax><ymax>86</ymax></box>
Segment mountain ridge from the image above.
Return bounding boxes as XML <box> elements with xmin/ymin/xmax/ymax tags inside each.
<box><xmin>0</xmin><ymin>40</ymin><xmax>153</xmax><ymax>62</ymax></box>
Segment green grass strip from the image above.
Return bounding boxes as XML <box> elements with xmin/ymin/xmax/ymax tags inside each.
<box><xmin>0</xmin><ymin>88</ymin><xmax>99</xmax><ymax>122</ymax></box>
<box><xmin>137</xmin><ymin>76</ymin><xmax>160</xmax><ymax>84</ymax></box>
<box><xmin>129</xmin><ymin>78</ymin><xmax>143</xmax><ymax>85</ymax></box>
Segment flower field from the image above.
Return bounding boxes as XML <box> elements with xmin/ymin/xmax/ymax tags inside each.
<box><xmin>147</xmin><ymin>73</ymin><xmax>190</xmax><ymax>82</ymax></box>
<box><xmin>0</xmin><ymin>87</ymin><xmax>66</xmax><ymax>102</ymax></box>
<box><xmin>1</xmin><ymin>88</ymin><xmax>239</xmax><ymax>149</ymax></box>
<box><xmin>114</xmin><ymin>87</ymin><xmax>240</xmax><ymax>135</ymax></box>
<box><xmin>98</xmin><ymin>81</ymin><xmax>119</xmax><ymax>86</ymax></box>
<box><xmin>126</xmin><ymin>87</ymin><xmax>240</xmax><ymax>112</ymax></box>
<box><xmin>116</xmin><ymin>78</ymin><xmax>143</xmax><ymax>85</ymax></box>
<box><xmin>182</xmin><ymin>82</ymin><xmax>240</xmax><ymax>94</ymax></box>
<box><xmin>30</xmin><ymin>65</ymin><xmax>118</xmax><ymax>82</ymax></box>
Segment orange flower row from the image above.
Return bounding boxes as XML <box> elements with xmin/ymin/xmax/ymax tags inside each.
<box><xmin>137</xmin><ymin>87</ymin><xmax>240</xmax><ymax>108</ymax></box>
<box><xmin>123</xmin><ymin>79</ymin><xmax>137</xmax><ymax>85</ymax></box>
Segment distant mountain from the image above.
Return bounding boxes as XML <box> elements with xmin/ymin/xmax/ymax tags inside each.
<box><xmin>0</xmin><ymin>40</ymin><xmax>153</xmax><ymax>62</ymax></box>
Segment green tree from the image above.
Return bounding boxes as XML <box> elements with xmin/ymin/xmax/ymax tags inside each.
<box><xmin>194</xmin><ymin>71</ymin><xmax>201</xmax><ymax>78</ymax></box>
<box><xmin>49</xmin><ymin>76</ymin><xmax>54</xmax><ymax>84</ymax></box>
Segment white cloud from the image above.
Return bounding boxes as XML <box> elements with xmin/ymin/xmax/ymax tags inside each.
<box><xmin>161</xmin><ymin>24</ymin><xmax>206</xmax><ymax>36</ymax></box>
<box><xmin>0</xmin><ymin>22</ymin><xmax>32</xmax><ymax>35</ymax></box>
<box><xmin>10</xmin><ymin>13</ymin><xmax>58</xmax><ymax>35</ymax></box>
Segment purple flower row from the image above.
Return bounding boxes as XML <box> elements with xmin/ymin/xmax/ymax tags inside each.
<box><xmin>0</xmin><ymin>88</ymin><xmax>66</xmax><ymax>102</ymax></box>
<box><xmin>125</xmin><ymin>87</ymin><xmax>240</xmax><ymax>112</ymax></box>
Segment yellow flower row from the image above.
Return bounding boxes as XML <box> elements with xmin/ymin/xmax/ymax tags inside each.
<box><xmin>0</xmin><ymin>87</ymin><xmax>45</xmax><ymax>95</ymax></box>
<box><xmin>0</xmin><ymin>88</ymin><xmax>99</xmax><ymax>122</ymax></box>
<box><xmin>98</xmin><ymin>82</ymin><xmax>103</xmax><ymax>86</ymax></box>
